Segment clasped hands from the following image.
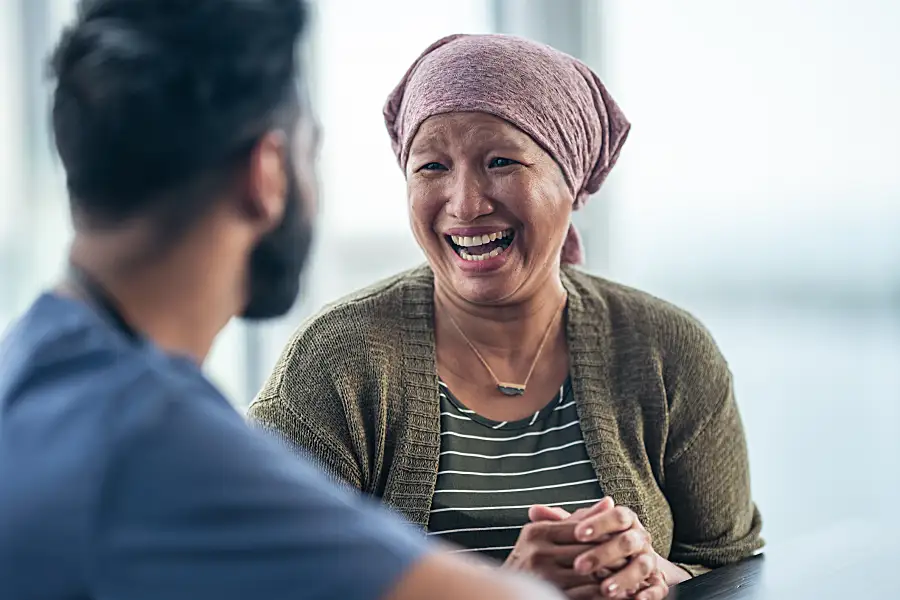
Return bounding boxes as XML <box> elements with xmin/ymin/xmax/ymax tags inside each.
<box><xmin>503</xmin><ymin>498</ymin><xmax>669</xmax><ymax>600</ymax></box>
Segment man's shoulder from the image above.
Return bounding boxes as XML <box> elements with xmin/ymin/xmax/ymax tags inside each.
<box><xmin>0</xmin><ymin>294</ymin><xmax>238</xmax><ymax>488</ymax></box>
<box><xmin>2</xmin><ymin>295</ymin><xmax>146</xmax><ymax>407</ymax></box>
<box><xmin>1</xmin><ymin>294</ymin><xmax>206</xmax><ymax>406</ymax></box>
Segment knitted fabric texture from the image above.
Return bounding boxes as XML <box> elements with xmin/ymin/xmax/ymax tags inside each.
<box><xmin>248</xmin><ymin>265</ymin><xmax>763</xmax><ymax>576</ymax></box>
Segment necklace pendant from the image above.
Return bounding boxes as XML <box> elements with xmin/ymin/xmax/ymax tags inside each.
<box><xmin>497</xmin><ymin>382</ymin><xmax>526</xmax><ymax>396</ymax></box>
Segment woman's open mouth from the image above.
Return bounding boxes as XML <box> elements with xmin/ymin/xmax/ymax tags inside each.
<box><xmin>445</xmin><ymin>228</ymin><xmax>515</xmax><ymax>262</ymax></box>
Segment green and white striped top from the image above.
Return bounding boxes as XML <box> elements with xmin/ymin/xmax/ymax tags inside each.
<box><xmin>427</xmin><ymin>378</ymin><xmax>605</xmax><ymax>562</ymax></box>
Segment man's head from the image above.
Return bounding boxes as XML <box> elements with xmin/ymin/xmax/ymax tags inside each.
<box><xmin>49</xmin><ymin>0</ymin><xmax>317</xmax><ymax>320</ymax></box>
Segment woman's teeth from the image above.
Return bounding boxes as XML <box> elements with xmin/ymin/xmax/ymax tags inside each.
<box><xmin>447</xmin><ymin>228</ymin><xmax>514</xmax><ymax>262</ymax></box>
<box><xmin>449</xmin><ymin>229</ymin><xmax>512</xmax><ymax>247</ymax></box>
<box><xmin>459</xmin><ymin>246</ymin><xmax>505</xmax><ymax>261</ymax></box>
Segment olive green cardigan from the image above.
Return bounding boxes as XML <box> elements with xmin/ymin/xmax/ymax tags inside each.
<box><xmin>248</xmin><ymin>265</ymin><xmax>763</xmax><ymax>576</ymax></box>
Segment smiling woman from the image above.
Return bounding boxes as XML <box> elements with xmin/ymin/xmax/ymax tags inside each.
<box><xmin>406</xmin><ymin>112</ymin><xmax>572</xmax><ymax>304</ymax></box>
<box><xmin>249</xmin><ymin>33</ymin><xmax>763</xmax><ymax>600</ymax></box>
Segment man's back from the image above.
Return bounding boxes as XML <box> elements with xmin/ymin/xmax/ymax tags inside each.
<box><xmin>0</xmin><ymin>294</ymin><xmax>433</xmax><ymax>599</ymax></box>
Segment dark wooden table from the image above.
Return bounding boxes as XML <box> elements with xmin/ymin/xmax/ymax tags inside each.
<box><xmin>664</xmin><ymin>519</ymin><xmax>896</xmax><ymax>599</ymax></box>
<box><xmin>668</xmin><ymin>555</ymin><xmax>763</xmax><ymax>600</ymax></box>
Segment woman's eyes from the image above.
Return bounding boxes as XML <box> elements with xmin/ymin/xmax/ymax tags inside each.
<box><xmin>488</xmin><ymin>157</ymin><xmax>518</xmax><ymax>168</ymax></box>
<box><xmin>416</xmin><ymin>157</ymin><xmax>518</xmax><ymax>172</ymax></box>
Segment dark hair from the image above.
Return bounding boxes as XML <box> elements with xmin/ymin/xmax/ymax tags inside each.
<box><xmin>48</xmin><ymin>0</ymin><xmax>308</xmax><ymax>225</ymax></box>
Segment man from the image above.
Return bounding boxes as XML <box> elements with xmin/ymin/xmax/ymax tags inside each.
<box><xmin>0</xmin><ymin>1</ymin><xmax>562</xmax><ymax>599</ymax></box>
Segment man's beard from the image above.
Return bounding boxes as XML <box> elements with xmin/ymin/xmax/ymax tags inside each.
<box><xmin>240</xmin><ymin>167</ymin><xmax>314</xmax><ymax>321</ymax></box>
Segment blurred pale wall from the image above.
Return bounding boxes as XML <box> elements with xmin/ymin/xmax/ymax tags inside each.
<box><xmin>599</xmin><ymin>1</ymin><xmax>900</xmax><ymax>543</ymax></box>
<box><xmin>1</xmin><ymin>0</ymin><xmax>897</xmax><ymax>547</ymax></box>
<box><xmin>605</xmin><ymin>1</ymin><xmax>900</xmax><ymax>297</ymax></box>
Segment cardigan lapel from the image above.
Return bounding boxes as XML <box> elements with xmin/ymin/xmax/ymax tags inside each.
<box><xmin>561</xmin><ymin>268</ymin><xmax>651</xmax><ymax>530</ymax></box>
<box><xmin>380</xmin><ymin>267</ymin><xmax>441</xmax><ymax>529</ymax></box>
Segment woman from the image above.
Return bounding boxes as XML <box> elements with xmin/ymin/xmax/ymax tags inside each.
<box><xmin>249</xmin><ymin>34</ymin><xmax>762</xmax><ymax>600</ymax></box>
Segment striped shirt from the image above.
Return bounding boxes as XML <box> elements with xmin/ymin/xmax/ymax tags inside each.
<box><xmin>427</xmin><ymin>379</ymin><xmax>605</xmax><ymax>562</ymax></box>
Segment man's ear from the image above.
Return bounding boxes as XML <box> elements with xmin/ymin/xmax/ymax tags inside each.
<box><xmin>245</xmin><ymin>130</ymin><xmax>289</xmax><ymax>232</ymax></box>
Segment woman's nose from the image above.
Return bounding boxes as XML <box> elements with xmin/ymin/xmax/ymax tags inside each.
<box><xmin>445</xmin><ymin>170</ymin><xmax>493</xmax><ymax>222</ymax></box>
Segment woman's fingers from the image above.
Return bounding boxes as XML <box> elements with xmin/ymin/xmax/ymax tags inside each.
<box><xmin>550</xmin><ymin>541</ymin><xmax>616</xmax><ymax>568</ymax></box>
<box><xmin>567</xmin><ymin>568</ymin><xmax>668</xmax><ymax>600</ymax></box>
<box><xmin>574</xmin><ymin>505</ymin><xmax>638</xmax><ymax>543</ymax></box>
<box><xmin>572</xmin><ymin>528</ymin><xmax>651</xmax><ymax>575</ymax></box>
<box><xmin>506</xmin><ymin>521</ymin><xmax>593</xmax><ymax>574</ymax></box>
<box><xmin>529</xmin><ymin>495</ymin><xmax>615</xmax><ymax>525</ymax></box>
<box><xmin>597</xmin><ymin>552</ymin><xmax>658</xmax><ymax>598</ymax></box>
<box><xmin>529</xmin><ymin>504</ymin><xmax>573</xmax><ymax>522</ymax></box>
<box><xmin>567</xmin><ymin>497</ymin><xmax>615</xmax><ymax>523</ymax></box>
<box><xmin>635</xmin><ymin>572</ymin><xmax>669</xmax><ymax>600</ymax></box>
<box><xmin>513</xmin><ymin>502</ymin><xmax>664</xmax><ymax>598</ymax></box>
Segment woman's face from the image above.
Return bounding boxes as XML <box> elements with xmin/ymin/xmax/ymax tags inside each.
<box><xmin>406</xmin><ymin>112</ymin><xmax>573</xmax><ymax>305</ymax></box>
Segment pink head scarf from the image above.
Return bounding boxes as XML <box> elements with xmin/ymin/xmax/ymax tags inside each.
<box><xmin>383</xmin><ymin>33</ymin><xmax>630</xmax><ymax>264</ymax></box>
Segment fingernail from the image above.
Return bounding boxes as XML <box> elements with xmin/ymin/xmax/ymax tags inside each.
<box><xmin>578</xmin><ymin>526</ymin><xmax>594</xmax><ymax>540</ymax></box>
<box><xmin>606</xmin><ymin>582</ymin><xmax>619</xmax><ymax>596</ymax></box>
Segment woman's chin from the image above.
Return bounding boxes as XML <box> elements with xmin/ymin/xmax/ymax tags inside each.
<box><xmin>444</xmin><ymin>270</ymin><xmax>525</xmax><ymax>306</ymax></box>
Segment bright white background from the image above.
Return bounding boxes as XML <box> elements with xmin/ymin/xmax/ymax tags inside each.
<box><xmin>1</xmin><ymin>0</ymin><xmax>897</xmax><ymax>547</ymax></box>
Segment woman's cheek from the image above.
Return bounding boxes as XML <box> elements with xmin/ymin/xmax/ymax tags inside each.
<box><xmin>407</xmin><ymin>192</ymin><xmax>442</xmax><ymax>246</ymax></box>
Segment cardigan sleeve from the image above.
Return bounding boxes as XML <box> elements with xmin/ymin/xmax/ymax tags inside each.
<box><xmin>659</xmin><ymin>313</ymin><xmax>763</xmax><ymax>573</ymax></box>
<box><xmin>248</xmin><ymin>396</ymin><xmax>364</xmax><ymax>491</ymax></box>
<box><xmin>246</xmin><ymin>313</ymin><xmax>366</xmax><ymax>493</ymax></box>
